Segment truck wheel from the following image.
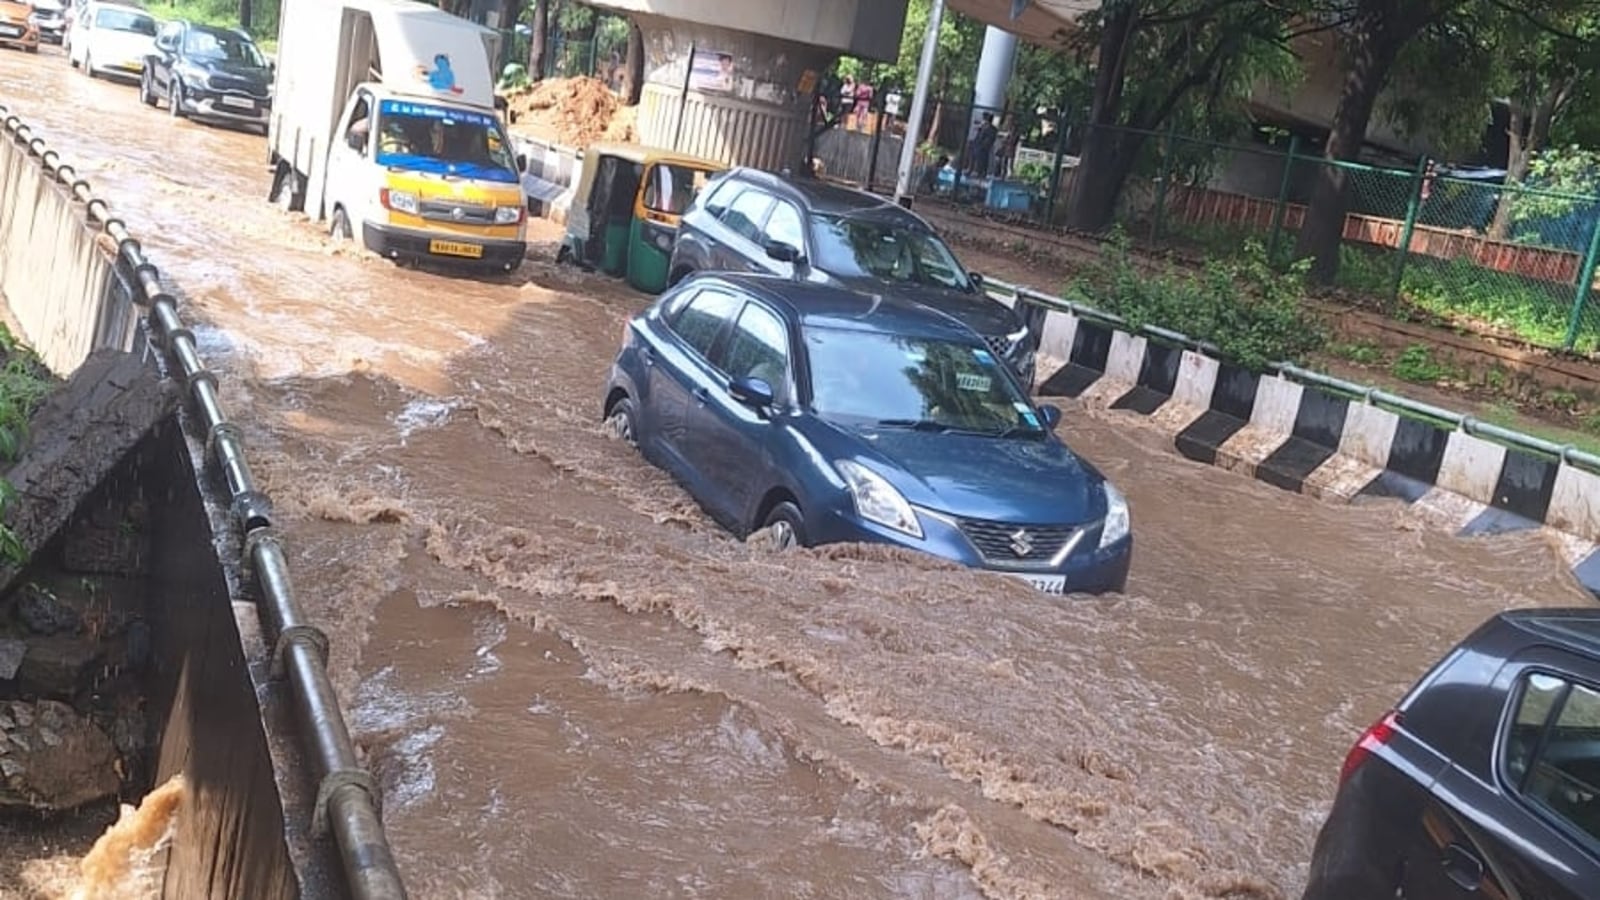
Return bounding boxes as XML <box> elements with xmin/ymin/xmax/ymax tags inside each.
<box><xmin>328</xmin><ymin>208</ymin><xmax>353</xmax><ymax>242</ymax></box>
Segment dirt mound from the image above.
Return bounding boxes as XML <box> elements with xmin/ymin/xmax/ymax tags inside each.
<box><xmin>503</xmin><ymin>77</ymin><xmax>637</xmax><ymax>148</ymax></box>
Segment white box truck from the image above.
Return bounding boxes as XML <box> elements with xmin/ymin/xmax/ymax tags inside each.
<box><xmin>267</xmin><ymin>0</ymin><xmax>527</xmax><ymax>271</ymax></box>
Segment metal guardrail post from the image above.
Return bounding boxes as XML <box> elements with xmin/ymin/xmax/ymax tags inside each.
<box><xmin>0</xmin><ymin>105</ymin><xmax>408</xmax><ymax>900</ymax></box>
<box><xmin>1564</xmin><ymin>213</ymin><xmax>1600</xmax><ymax>351</ymax></box>
<box><xmin>1388</xmin><ymin>155</ymin><xmax>1428</xmax><ymax>312</ymax></box>
<box><xmin>1267</xmin><ymin>134</ymin><xmax>1299</xmax><ymax>265</ymax></box>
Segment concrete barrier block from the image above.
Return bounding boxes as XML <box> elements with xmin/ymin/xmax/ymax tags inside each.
<box><xmin>1437</xmin><ymin>430</ymin><xmax>1508</xmax><ymax>507</ymax></box>
<box><xmin>1035</xmin><ymin>310</ymin><xmax>1077</xmax><ymax>376</ymax></box>
<box><xmin>1249</xmin><ymin>375</ymin><xmax>1304</xmax><ymax>437</ymax></box>
<box><xmin>1338</xmin><ymin>403</ymin><xmax>1400</xmax><ymax>470</ymax></box>
<box><xmin>1549</xmin><ymin>464</ymin><xmax>1600</xmax><ymax>543</ymax></box>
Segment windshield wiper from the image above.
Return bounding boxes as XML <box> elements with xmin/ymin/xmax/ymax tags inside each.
<box><xmin>872</xmin><ymin>418</ymin><xmax>954</xmax><ymax>432</ymax></box>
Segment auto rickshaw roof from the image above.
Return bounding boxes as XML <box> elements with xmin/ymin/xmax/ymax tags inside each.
<box><xmin>582</xmin><ymin>142</ymin><xmax>726</xmax><ymax>172</ymax></box>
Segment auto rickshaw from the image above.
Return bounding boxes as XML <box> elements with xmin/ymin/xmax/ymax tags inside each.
<box><xmin>558</xmin><ymin>143</ymin><xmax>726</xmax><ymax>293</ymax></box>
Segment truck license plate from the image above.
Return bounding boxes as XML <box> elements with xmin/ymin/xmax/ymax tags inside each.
<box><xmin>221</xmin><ymin>95</ymin><xmax>254</xmax><ymax>110</ymax></box>
<box><xmin>428</xmin><ymin>239</ymin><xmax>483</xmax><ymax>259</ymax></box>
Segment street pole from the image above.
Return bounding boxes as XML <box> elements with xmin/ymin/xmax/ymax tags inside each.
<box><xmin>893</xmin><ymin>0</ymin><xmax>945</xmax><ymax>208</ymax></box>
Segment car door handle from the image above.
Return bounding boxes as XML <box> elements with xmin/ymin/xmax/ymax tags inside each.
<box><xmin>1441</xmin><ymin>843</ymin><xmax>1484</xmax><ymax>891</ymax></box>
<box><xmin>692</xmin><ymin>387</ymin><xmax>709</xmax><ymax>405</ymax></box>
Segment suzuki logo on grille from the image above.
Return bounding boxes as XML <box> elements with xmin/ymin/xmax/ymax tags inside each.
<box><xmin>450</xmin><ymin>207</ymin><xmax>465</xmax><ymax>221</ymax></box>
<box><xmin>1008</xmin><ymin>528</ymin><xmax>1035</xmax><ymax>557</ymax></box>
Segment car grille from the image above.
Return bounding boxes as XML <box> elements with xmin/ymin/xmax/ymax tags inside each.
<box><xmin>419</xmin><ymin>200</ymin><xmax>497</xmax><ymax>225</ymax></box>
<box><xmin>208</xmin><ymin>74</ymin><xmax>268</xmax><ymax>97</ymax></box>
<box><xmin>958</xmin><ymin>517</ymin><xmax>1080</xmax><ymax>568</ymax></box>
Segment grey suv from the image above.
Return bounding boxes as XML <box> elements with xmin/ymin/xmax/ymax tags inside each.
<box><xmin>667</xmin><ymin>168</ymin><xmax>1037</xmax><ymax>384</ymax></box>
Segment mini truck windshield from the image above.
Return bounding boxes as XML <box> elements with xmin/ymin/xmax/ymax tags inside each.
<box><xmin>806</xmin><ymin>328</ymin><xmax>1044</xmax><ymax>436</ymax></box>
<box><xmin>373</xmin><ymin>100</ymin><xmax>519</xmax><ymax>184</ymax></box>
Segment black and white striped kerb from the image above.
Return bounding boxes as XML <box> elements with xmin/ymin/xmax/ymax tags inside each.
<box><xmin>1027</xmin><ymin>303</ymin><xmax>1600</xmax><ymax>598</ymax></box>
<box><xmin>514</xmin><ymin>137</ymin><xmax>580</xmax><ymax>219</ymax></box>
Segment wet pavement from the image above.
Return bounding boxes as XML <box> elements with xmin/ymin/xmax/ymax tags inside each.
<box><xmin>0</xmin><ymin>48</ymin><xmax>1592</xmax><ymax>900</ymax></box>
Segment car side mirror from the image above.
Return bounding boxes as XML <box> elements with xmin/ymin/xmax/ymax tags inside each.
<box><xmin>346</xmin><ymin>131</ymin><xmax>366</xmax><ymax>152</ymax></box>
<box><xmin>1038</xmin><ymin>404</ymin><xmax>1062</xmax><ymax>430</ymax></box>
<box><xmin>729</xmin><ymin>376</ymin><xmax>775</xmax><ymax>410</ymax></box>
<box><xmin>969</xmin><ymin>272</ymin><xmax>985</xmax><ymax>287</ymax></box>
<box><xmin>516</xmin><ymin>152</ymin><xmax>528</xmax><ymax>172</ymax></box>
<box><xmin>765</xmin><ymin>241</ymin><xmax>803</xmax><ymax>264</ymax></box>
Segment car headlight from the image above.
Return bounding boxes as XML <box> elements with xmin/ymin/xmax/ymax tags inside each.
<box><xmin>494</xmin><ymin>205</ymin><xmax>523</xmax><ymax>224</ymax></box>
<box><xmin>835</xmin><ymin>459</ymin><xmax>922</xmax><ymax>539</ymax></box>
<box><xmin>1099</xmin><ymin>482</ymin><xmax>1129</xmax><ymax>549</ymax></box>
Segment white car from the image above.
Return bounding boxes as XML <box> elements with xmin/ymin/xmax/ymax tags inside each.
<box><xmin>67</xmin><ymin>0</ymin><xmax>155</xmax><ymax>81</ymax></box>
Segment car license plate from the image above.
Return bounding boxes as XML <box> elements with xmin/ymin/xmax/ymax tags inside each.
<box><xmin>0</xmin><ymin>25</ymin><xmax>20</xmax><ymax>36</ymax></box>
<box><xmin>429</xmin><ymin>239</ymin><xmax>483</xmax><ymax>259</ymax></box>
<box><xmin>117</xmin><ymin>62</ymin><xmax>142</xmax><ymax>72</ymax></box>
<box><xmin>1012</xmin><ymin>573</ymin><xmax>1067</xmax><ymax>595</ymax></box>
<box><xmin>221</xmin><ymin>94</ymin><xmax>254</xmax><ymax>110</ymax></box>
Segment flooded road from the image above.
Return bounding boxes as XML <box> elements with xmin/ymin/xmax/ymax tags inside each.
<box><xmin>2</xmin><ymin>49</ymin><xmax>1593</xmax><ymax>899</ymax></box>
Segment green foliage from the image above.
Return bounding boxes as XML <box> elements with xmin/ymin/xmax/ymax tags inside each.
<box><xmin>1328</xmin><ymin>340</ymin><xmax>1384</xmax><ymax>365</ymax></box>
<box><xmin>1390</xmin><ymin>344</ymin><xmax>1457</xmax><ymax>383</ymax></box>
<box><xmin>1511</xmin><ymin>146</ymin><xmax>1600</xmax><ymax>225</ymax></box>
<box><xmin>1069</xmin><ymin>232</ymin><xmax>1325</xmax><ymax>370</ymax></box>
<box><xmin>1012</xmin><ymin>161</ymin><xmax>1052</xmax><ymax>191</ymax></box>
<box><xmin>0</xmin><ymin>328</ymin><xmax>47</xmax><ymax>569</ymax></box>
<box><xmin>160</xmin><ymin>0</ymin><xmax>277</xmax><ymax>44</ymax></box>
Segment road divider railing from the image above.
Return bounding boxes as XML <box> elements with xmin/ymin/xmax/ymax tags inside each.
<box><xmin>0</xmin><ymin>106</ymin><xmax>408</xmax><ymax>899</ymax></box>
<box><xmin>984</xmin><ymin>275</ymin><xmax>1600</xmax><ymax>589</ymax></box>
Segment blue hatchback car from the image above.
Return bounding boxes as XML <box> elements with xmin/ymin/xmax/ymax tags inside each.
<box><xmin>600</xmin><ymin>273</ymin><xmax>1132</xmax><ymax>595</ymax></box>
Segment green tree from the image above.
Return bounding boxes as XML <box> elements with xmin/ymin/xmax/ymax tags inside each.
<box><xmin>1061</xmin><ymin>0</ymin><xmax>1305</xmax><ymax>232</ymax></box>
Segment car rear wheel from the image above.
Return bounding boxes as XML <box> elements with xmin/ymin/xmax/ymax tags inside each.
<box><xmin>604</xmin><ymin>396</ymin><xmax>638</xmax><ymax>448</ymax></box>
<box><xmin>762</xmin><ymin>502</ymin><xmax>807</xmax><ymax>550</ymax></box>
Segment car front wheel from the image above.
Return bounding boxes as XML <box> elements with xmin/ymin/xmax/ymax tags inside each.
<box><xmin>138</xmin><ymin>70</ymin><xmax>156</xmax><ymax>106</ymax></box>
<box><xmin>762</xmin><ymin>501</ymin><xmax>807</xmax><ymax>550</ymax></box>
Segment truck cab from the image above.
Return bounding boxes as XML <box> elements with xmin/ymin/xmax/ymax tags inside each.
<box><xmin>268</xmin><ymin>0</ymin><xmax>527</xmax><ymax>272</ymax></box>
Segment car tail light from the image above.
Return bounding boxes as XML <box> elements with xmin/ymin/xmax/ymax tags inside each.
<box><xmin>1339</xmin><ymin>710</ymin><xmax>1401</xmax><ymax>786</ymax></box>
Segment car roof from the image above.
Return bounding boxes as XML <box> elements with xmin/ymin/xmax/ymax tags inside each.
<box><xmin>1503</xmin><ymin>608</ymin><xmax>1600</xmax><ymax>654</ymax></box>
<box><xmin>691</xmin><ymin>273</ymin><xmax>984</xmax><ymax>343</ymax></box>
<box><xmin>723</xmin><ymin>168</ymin><xmax>934</xmax><ymax>224</ymax></box>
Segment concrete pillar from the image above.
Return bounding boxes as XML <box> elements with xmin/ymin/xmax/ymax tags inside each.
<box><xmin>971</xmin><ymin>25</ymin><xmax>1018</xmax><ymax>125</ymax></box>
<box><xmin>631</xmin><ymin>14</ymin><xmax>834</xmax><ymax>171</ymax></box>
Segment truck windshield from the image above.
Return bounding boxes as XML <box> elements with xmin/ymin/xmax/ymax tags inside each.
<box><xmin>373</xmin><ymin>100</ymin><xmax>519</xmax><ymax>184</ymax></box>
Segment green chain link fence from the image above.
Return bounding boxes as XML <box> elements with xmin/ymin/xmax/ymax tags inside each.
<box><xmin>857</xmin><ymin>101</ymin><xmax>1600</xmax><ymax>355</ymax></box>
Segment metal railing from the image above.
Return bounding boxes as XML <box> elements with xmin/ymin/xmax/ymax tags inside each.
<box><xmin>983</xmin><ymin>275</ymin><xmax>1600</xmax><ymax>474</ymax></box>
<box><xmin>0</xmin><ymin>108</ymin><xmax>407</xmax><ymax>900</ymax></box>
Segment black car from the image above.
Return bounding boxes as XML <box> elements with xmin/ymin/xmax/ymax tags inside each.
<box><xmin>1303</xmin><ymin>608</ymin><xmax>1600</xmax><ymax>899</ymax></box>
<box><xmin>140</xmin><ymin>20</ymin><xmax>272</xmax><ymax>133</ymax></box>
<box><xmin>667</xmin><ymin>168</ymin><xmax>1038</xmax><ymax>384</ymax></box>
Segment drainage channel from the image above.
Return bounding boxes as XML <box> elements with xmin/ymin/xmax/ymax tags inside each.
<box><xmin>1</xmin><ymin>106</ymin><xmax>404</xmax><ymax>898</ymax></box>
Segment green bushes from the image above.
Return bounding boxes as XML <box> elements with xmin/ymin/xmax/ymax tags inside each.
<box><xmin>1068</xmin><ymin>232</ymin><xmax>1326</xmax><ymax>370</ymax></box>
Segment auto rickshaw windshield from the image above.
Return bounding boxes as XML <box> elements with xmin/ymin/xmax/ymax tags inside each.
<box><xmin>641</xmin><ymin>163</ymin><xmax>712</xmax><ymax>215</ymax></box>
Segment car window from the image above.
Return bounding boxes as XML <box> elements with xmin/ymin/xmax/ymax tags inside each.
<box><xmin>669</xmin><ymin>289</ymin><xmax>741</xmax><ymax>360</ymax></box>
<box><xmin>700</xmin><ymin>176</ymin><xmax>738</xmax><ymax>217</ymax></box>
<box><xmin>804</xmin><ymin>327</ymin><xmax>1042</xmax><ymax>436</ymax></box>
<box><xmin>763</xmin><ymin>201</ymin><xmax>805</xmax><ymax>253</ymax></box>
<box><xmin>1506</xmin><ymin>673</ymin><xmax>1600</xmax><ymax>845</ymax></box>
<box><xmin>809</xmin><ymin>213</ymin><xmax>971</xmax><ymax>291</ymax></box>
<box><xmin>721</xmin><ymin>189</ymin><xmax>774</xmax><ymax>244</ymax></box>
<box><xmin>94</xmin><ymin>6</ymin><xmax>154</xmax><ymax>33</ymax></box>
<box><xmin>719</xmin><ymin>304</ymin><xmax>789</xmax><ymax>403</ymax></box>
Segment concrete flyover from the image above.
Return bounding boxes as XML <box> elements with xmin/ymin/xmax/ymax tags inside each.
<box><xmin>582</xmin><ymin>0</ymin><xmax>909</xmax><ymax>170</ymax></box>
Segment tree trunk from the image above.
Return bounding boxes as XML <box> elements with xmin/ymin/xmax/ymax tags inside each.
<box><xmin>239</xmin><ymin>0</ymin><xmax>251</xmax><ymax>30</ymax></box>
<box><xmin>1061</xmin><ymin>0</ymin><xmax>1137</xmax><ymax>231</ymax></box>
<box><xmin>624</xmin><ymin>19</ymin><xmax>644</xmax><ymax>105</ymax></box>
<box><xmin>1489</xmin><ymin>79</ymin><xmax>1571</xmax><ymax>240</ymax></box>
<box><xmin>1293</xmin><ymin>21</ymin><xmax>1405</xmax><ymax>284</ymax></box>
<box><xmin>529</xmin><ymin>0</ymin><xmax>549</xmax><ymax>81</ymax></box>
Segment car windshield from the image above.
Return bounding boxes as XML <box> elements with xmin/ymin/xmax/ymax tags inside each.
<box><xmin>94</xmin><ymin>6</ymin><xmax>154</xmax><ymax>33</ymax></box>
<box><xmin>183</xmin><ymin>28</ymin><xmax>264</xmax><ymax>66</ymax></box>
<box><xmin>810</xmin><ymin>213</ymin><xmax>971</xmax><ymax>291</ymax></box>
<box><xmin>805</xmin><ymin>327</ymin><xmax>1044</xmax><ymax>436</ymax></box>
<box><xmin>373</xmin><ymin>100</ymin><xmax>519</xmax><ymax>184</ymax></box>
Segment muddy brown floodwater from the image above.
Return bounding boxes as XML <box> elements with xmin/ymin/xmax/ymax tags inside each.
<box><xmin>1</xmin><ymin>49</ymin><xmax>1593</xmax><ymax>900</ymax></box>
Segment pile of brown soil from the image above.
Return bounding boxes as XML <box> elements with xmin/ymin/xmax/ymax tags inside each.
<box><xmin>502</xmin><ymin>77</ymin><xmax>638</xmax><ymax>148</ymax></box>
